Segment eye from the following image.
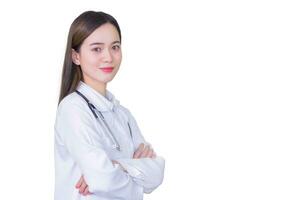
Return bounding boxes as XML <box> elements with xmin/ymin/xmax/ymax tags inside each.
<box><xmin>92</xmin><ymin>47</ymin><xmax>102</xmax><ymax>52</ymax></box>
<box><xmin>112</xmin><ymin>45</ymin><xmax>120</xmax><ymax>51</ymax></box>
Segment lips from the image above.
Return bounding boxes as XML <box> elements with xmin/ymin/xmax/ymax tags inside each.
<box><xmin>99</xmin><ymin>67</ymin><xmax>114</xmax><ymax>73</ymax></box>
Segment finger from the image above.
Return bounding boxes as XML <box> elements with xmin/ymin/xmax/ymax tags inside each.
<box><xmin>75</xmin><ymin>176</ymin><xmax>84</xmax><ymax>188</ymax></box>
<box><xmin>79</xmin><ymin>185</ymin><xmax>87</xmax><ymax>194</ymax></box>
<box><xmin>134</xmin><ymin>143</ymin><xmax>144</xmax><ymax>157</ymax></box>
<box><xmin>144</xmin><ymin>148</ymin><xmax>152</xmax><ymax>158</ymax></box>
<box><xmin>147</xmin><ymin>148</ymin><xmax>154</xmax><ymax>158</ymax></box>
<box><xmin>79</xmin><ymin>182</ymin><xmax>87</xmax><ymax>193</ymax></box>
<box><xmin>112</xmin><ymin>160</ymin><xmax>118</xmax><ymax>165</ymax></box>
<box><xmin>83</xmin><ymin>186</ymin><xmax>90</xmax><ymax>196</ymax></box>
<box><xmin>133</xmin><ymin>143</ymin><xmax>144</xmax><ymax>158</ymax></box>
<box><xmin>140</xmin><ymin>145</ymin><xmax>150</xmax><ymax>158</ymax></box>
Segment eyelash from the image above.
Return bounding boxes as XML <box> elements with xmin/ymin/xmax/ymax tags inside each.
<box><xmin>92</xmin><ymin>45</ymin><xmax>120</xmax><ymax>52</ymax></box>
<box><xmin>92</xmin><ymin>47</ymin><xmax>102</xmax><ymax>52</ymax></box>
<box><xmin>112</xmin><ymin>45</ymin><xmax>120</xmax><ymax>50</ymax></box>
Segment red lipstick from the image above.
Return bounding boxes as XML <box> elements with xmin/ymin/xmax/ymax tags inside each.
<box><xmin>100</xmin><ymin>67</ymin><xmax>114</xmax><ymax>73</ymax></box>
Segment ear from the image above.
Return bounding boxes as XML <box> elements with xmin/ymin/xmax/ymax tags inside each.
<box><xmin>71</xmin><ymin>49</ymin><xmax>81</xmax><ymax>65</ymax></box>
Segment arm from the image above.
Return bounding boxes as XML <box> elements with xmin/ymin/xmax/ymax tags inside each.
<box><xmin>117</xmin><ymin>107</ymin><xmax>166</xmax><ymax>193</ymax></box>
<box><xmin>55</xmin><ymin>101</ymin><xmax>142</xmax><ymax>197</ymax></box>
<box><xmin>116</xmin><ymin>156</ymin><xmax>165</xmax><ymax>194</ymax></box>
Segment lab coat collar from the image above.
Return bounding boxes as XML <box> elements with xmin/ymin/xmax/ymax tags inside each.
<box><xmin>76</xmin><ymin>81</ymin><xmax>120</xmax><ymax>112</ymax></box>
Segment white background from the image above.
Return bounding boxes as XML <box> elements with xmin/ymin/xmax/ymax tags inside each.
<box><xmin>0</xmin><ymin>0</ymin><xmax>299</xmax><ymax>199</ymax></box>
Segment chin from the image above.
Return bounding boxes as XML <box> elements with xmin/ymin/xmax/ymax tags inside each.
<box><xmin>99</xmin><ymin>77</ymin><xmax>114</xmax><ymax>83</ymax></box>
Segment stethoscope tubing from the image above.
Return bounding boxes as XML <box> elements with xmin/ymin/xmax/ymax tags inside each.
<box><xmin>75</xmin><ymin>90</ymin><xmax>121</xmax><ymax>151</ymax></box>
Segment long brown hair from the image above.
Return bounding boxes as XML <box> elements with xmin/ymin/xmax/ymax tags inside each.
<box><xmin>58</xmin><ymin>11</ymin><xmax>121</xmax><ymax>104</ymax></box>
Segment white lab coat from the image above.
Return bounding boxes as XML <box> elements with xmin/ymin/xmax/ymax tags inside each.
<box><xmin>54</xmin><ymin>81</ymin><xmax>165</xmax><ymax>200</ymax></box>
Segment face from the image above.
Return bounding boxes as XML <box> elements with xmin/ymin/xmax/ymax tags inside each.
<box><xmin>72</xmin><ymin>23</ymin><xmax>122</xmax><ymax>87</ymax></box>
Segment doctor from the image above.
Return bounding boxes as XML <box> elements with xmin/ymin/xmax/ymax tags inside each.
<box><xmin>54</xmin><ymin>11</ymin><xmax>165</xmax><ymax>200</ymax></box>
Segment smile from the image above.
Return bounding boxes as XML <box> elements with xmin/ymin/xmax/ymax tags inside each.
<box><xmin>99</xmin><ymin>67</ymin><xmax>114</xmax><ymax>73</ymax></box>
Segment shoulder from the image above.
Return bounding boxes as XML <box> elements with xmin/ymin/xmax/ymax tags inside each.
<box><xmin>57</xmin><ymin>92</ymin><xmax>93</xmax><ymax>119</ymax></box>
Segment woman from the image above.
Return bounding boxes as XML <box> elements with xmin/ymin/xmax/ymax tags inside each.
<box><xmin>54</xmin><ymin>11</ymin><xmax>165</xmax><ymax>200</ymax></box>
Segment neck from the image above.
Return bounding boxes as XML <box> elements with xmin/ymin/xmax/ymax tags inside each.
<box><xmin>83</xmin><ymin>79</ymin><xmax>107</xmax><ymax>97</ymax></box>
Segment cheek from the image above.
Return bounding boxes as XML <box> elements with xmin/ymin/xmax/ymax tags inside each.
<box><xmin>80</xmin><ymin>53</ymin><xmax>100</xmax><ymax>68</ymax></box>
<box><xmin>114</xmin><ymin>52</ymin><xmax>122</xmax><ymax>63</ymax></box>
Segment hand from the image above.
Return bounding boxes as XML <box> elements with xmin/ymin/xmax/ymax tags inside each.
<box><xmin>133</xmin><ymin>143</ymin><xmax>156</xmax><ymax>159</ymax></box>
<box><xmin>75</xmin><ymin>175</ymin><xmax>92</xmax><ymax>196</ymax></box>
<box><xmin>75</xmin><ymin>160</ymin><xmax>127</xmax><ymax>196</ymax></box>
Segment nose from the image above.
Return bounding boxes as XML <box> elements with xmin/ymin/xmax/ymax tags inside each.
<box><xmin>102</xmin><ymin>48</ymin><xmax>113</xmax><ymax>63</ymax></box>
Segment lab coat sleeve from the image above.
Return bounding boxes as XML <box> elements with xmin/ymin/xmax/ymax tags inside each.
<box><xmin>117</xmin><ymin>107</ymin><xmax>165</xmax><ymax>194</ymax></box>
<box><xmin>55</xmin><ymin>100</ymin><xmax>141</xmax><ymax>197</ymax></box>
<box><xmin>116</xmin><ymin>157</ymin><xmax>165</xmax><ymax>194</ymax></box>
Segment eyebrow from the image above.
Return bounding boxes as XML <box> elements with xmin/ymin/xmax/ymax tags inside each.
<box><xmin>89</xmin><ymin>41</ymin><xmax>121</xmax><ymax>46</ymax></box>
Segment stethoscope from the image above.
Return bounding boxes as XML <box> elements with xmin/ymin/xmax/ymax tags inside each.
<box><xmin>75</xmin><ymin>90</ymin><xmax>123</xmax><ymax>151</ymax></box>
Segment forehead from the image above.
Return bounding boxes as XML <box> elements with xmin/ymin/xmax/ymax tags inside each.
<box><xmin>83</xmin><ymin>23</ymin><xmax>120</xmax><ymax>45</ymax></box>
